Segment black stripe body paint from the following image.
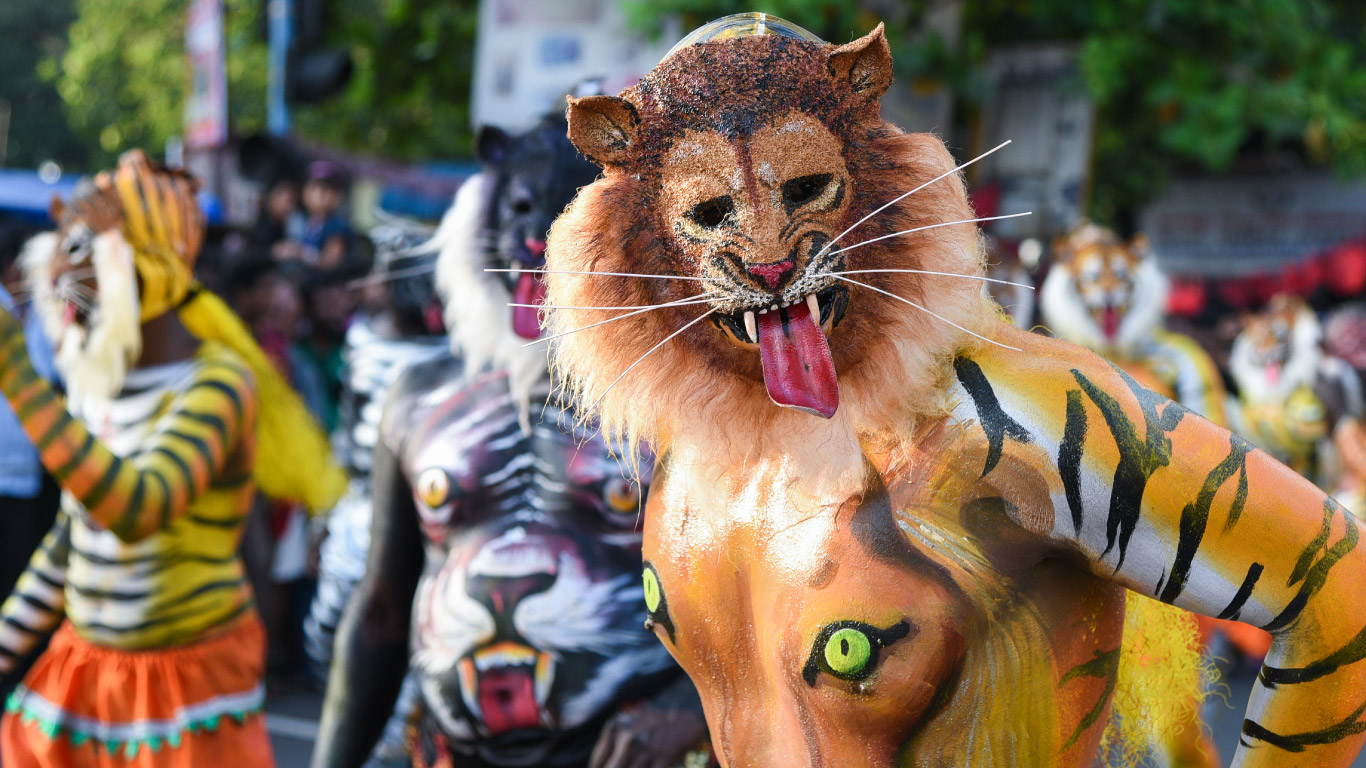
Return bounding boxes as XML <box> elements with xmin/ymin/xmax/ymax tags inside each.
<box><xmin>1070</xmin><ymin>366</ymin><xmax>1187</xmax><ymax>573</ymax></box>
<box><xmin>953</xmin><ymin>357</ymin><xmax>1032</xmax><ymax>478</ymax></box>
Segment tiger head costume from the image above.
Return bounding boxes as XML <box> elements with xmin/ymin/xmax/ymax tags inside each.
<box><xmin>1041</xmin><ymin>221</ymin><xmax>1168</xmax><ymax>359</ymax></box>
<box><xmin>22</xmin><ymin>149</ymin><xmax>344</xmax><ymax>512</ymax></box>
<box><xmin>545</xmin><ymin>15</ymin><xmax>1366</xmax><ymax>768</ymax></box>
<box><xmin>549</xmin><ymin>17</ymin><xmax>989</xmax><ymax>456</ymax></box>
<box><xmin>430</xmin><ymin>120</ymin><xmax>601</xmax><ymax>422</ymax></box>
<box><xmin>25</xmin><ymin>151</ymin><xmax>200</xmax><ymax>404</ymax></box>
<box><xmin>1229</xmin><ymin>294</ymin><xmax>1323</xmax><ymax>405</ymax></box>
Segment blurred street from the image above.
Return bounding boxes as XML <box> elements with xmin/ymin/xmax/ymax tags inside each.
<box><xmin>266</xmin><ymin>683</ymin><xmax>323</xmax><ymax>767</ymax></box>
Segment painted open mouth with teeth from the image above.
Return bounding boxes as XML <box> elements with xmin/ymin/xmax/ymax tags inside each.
<box><xmin>457</xmin><ymin>641</ymin><xmax>556</xmax><ymax>736</ymax></box>
<box><xmin>710</xmin><ymin>285</ymin><xmax>849</xmax><ymax>419</ymax></box>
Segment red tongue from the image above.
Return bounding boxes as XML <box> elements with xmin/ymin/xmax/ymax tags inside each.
<box><xmin>478</xmin><ymin>667</ymin><xmax>541</xmax><ymax>735</ymax></box>
<box><xmin>512</xmin><ymin>273</ymin><xmax>547</xmax><ymax>340</ymax></box>
<box><xmin>1103</xmin><ymin>307</ymin><xmax>1120</xmax><ymax>339</ymax></box>
<box><xmin>1266</xmin><ymin>362</ymin><xmax>1281</xmax><ymax>386</ymax></box>
<box><xmin>756</xmin><ymin>301</ymin><xmax>839</xmax><ymax>418</ymax></box>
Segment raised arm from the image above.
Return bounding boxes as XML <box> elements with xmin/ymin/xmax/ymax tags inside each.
<box><xmin>960</xmin><ymin>330</ymin><xmax>1366</xmax><ymax>766</ymax></box>
<box><xmin>0</xmin><ymin>508</ymin><xmax>70</xmax><ymax>683</ymax></box>
<box><xmin>0</xmin><ymin>311</ymin><xmax>254</xmax><ymax>542</ymax></box>
<box><xmin>311</xmin><ymin>432</ymin><xmax>423</xmax><ymax>768</ymax></box>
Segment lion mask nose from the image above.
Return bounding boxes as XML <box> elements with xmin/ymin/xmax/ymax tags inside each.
<box><xmin>749</xmin><ymin>257</ymin><xmax>795</xmax><ymax>289</ymax></box>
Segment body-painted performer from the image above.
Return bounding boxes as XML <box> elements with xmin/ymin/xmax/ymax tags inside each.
<box><xmin>1228</xmin><ymin>294</ymin><xmax>1365</xmax><ymax>488</ymax></box>
<box><xmin>1042</xmin><ymin>222</ymin><xmax>1227</xmax><ymax>424</ymax></box>
<box><xmin>543</xmin><ymin>15</ymin><xmax>1366</xmax><ymax>766</ymax></box>
<box><xmin>0</xmin><ymin>151</ymin><xmax>345</xmax><ymax>765</ymax></box>
<box><xmin>305</xmin><ymin>222</ymin><xmax>448</xmax><ymax>765</ymax></box>
<box><xmin>313</xmin><ymin>121</ymin><xmax>709</xmax><ymax>768</ymax></box>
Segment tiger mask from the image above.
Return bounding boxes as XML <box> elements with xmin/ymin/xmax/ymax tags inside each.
<box><xmin>547</xmin><ymin>23</ymin><xmax>993</xmax><ymax>463</ymax></box>
<box><xmin>1040</xmin><ymin>222</ymin><xmax>1167</xmax><ymax>357</ymax></box>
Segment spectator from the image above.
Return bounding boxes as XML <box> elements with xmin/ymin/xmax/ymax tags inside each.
<box><xmin>254</xmin><ymin>176</ymin><xmax>301</xmax><ymax>254</ymax></box>
<box><xmin>278</xmin><ymin>162</ymin><xmax>352</xmax><ymax>271</ymax></box>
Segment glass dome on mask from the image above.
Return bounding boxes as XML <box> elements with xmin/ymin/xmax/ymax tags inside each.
<box><xmin>663</xmin><ymin>12</ymin><xmax>826</xmax><ymax>61</ymax></box>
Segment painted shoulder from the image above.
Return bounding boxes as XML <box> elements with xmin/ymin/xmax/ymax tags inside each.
<box><xmin>953</xmin><ymin>322</ymin><xmax>1122</xmax><ymax>421</ymax></box>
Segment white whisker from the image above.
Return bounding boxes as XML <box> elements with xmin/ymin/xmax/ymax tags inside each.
<box><xmin>814</xmin><ymin>268</ymin><xmax>1034</xmax><ymax>290</ymax></box>
<box><xmin>485</xmin><ymin>268</ymin><xmax>721</xmax><ymax>283</ymax></box>
<box><xmin>62</xmin><ymin>281</ymin><xmax>98</xmax><ymax>298</ymax></box>
<box><xmin>822</xmin><ymin>212</ymin><xmax>1032</xmax><ymax>259</ymax></box>
<box><xmin>829</xmin><ymin>275</ymin><xmax>1020</xmax><ymax>352</ymax></box>
<box><xmin>588</xmin><ymin>308</ymin><xmax>718</xmax><ymax>413</ymax></box>
<box><xmin>509</xmin><ymin>295</ymin><xmax>717</xmax><ymax>311</ymax></box>
<box><xmin>59</xmin><ymin>290</ymin><xmax>96</xmax><ymax>314</ymax></box>
<box><xmin>816</xmin><ymin>139</ymin><xmax>1012</xmax><ymax>259</ymax></box>
<box><xmin>523</xmin><ymin>294</ymin><xmax>718</xmax><ymax>347</ymax></box>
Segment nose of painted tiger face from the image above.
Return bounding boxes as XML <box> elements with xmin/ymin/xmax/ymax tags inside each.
<box><xmin>524</xmin><ymin>238</ymin><xmax>547</xmax><ymax>258</ymax></box>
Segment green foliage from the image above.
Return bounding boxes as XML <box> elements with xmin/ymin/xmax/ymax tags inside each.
<box><xmin>52</xmin><ymin>0</ymin><xmax>477</xmax><ymax>167</ymax></box>
<box><xmin>53</xmin><ymin>0</ymin><xmax>267</xmax><ymax>168</ymax></box>
<box><xmin>0</xmin><ymin>0</ymin><xmax>87</xmax><ymax>169</ymax></box>
<box><xmin>626</xmin><ymin>0</ymin><xmax>1366</xmax><ymax>224</ymax></box>
<box><xmin>293</xmin><ymin>0</ymin><xmax>479</xmax><ymax>161</ymax></box>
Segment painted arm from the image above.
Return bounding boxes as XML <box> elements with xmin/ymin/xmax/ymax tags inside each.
<box><xmin>311</xmin><ymin>436</ymin><xmax>423</xmax><ymax>768</ymax></box>
<box><xmin>0</xmin><ymin>311</ymin><xmax>252</xmax><ymax>543</ymax></box>
<box><xmin>1032</xmin><ymin>358</ymin><xmax>1364</xmax><ymax>765</ymax></box>
<box><xmin>0</xmin><ymin>507</ymin><xmax>70</xmax><ymax>681</ymax></box>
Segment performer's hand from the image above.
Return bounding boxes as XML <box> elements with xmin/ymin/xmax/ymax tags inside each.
<box><xmin>588</xmin><ymin>704</ymin><xmax>709</xmax><ymax>768</ymax></box>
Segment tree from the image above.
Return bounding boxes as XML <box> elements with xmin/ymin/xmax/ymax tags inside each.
<box><xmin>626</xmin><ymin>0</ymin><xmax>1366</xmax><ymax>227</ymax></box>
<box><xmin>0</xmin><ymin>0</ymin><xmax>88</xmax><ymax>170</ymax></box>
<box><xmin>292</xmin><ymin>0</ymin><xmax>479</xmax><ymax>162</ymax></box>
<box><xmin>54</xmin><ymin>0</ymin><xmax>268</xmax><ymax>168</ymax></box>
<box><xmin>51</xmin><ymin>0</ymin><xmax>478</xmax><ymax>167</ymax></box>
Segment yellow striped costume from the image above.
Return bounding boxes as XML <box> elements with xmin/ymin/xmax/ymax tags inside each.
<box><xmin>0</xmin><ymin>150</ymin><xmax>343</xmax><ymax>764</ymax></box>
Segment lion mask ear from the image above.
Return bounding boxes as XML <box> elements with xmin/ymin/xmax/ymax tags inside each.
<box><xmin>827</xmin><ymin>24</ymin><xmax>893</xmax><ymax>104</ymax></box>
<box><xmin>567</xmin><ymin>95</ymin><xmax>640</xmax><ymax>168</ymax></box>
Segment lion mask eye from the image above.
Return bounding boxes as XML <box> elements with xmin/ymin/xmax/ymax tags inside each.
<box><xmin>801</xmin><ymin>619</ymin><xmax>912</xmax><ymax>687</ymax></box>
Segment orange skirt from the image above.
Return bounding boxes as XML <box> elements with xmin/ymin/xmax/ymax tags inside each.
<box><xmin>1</xmin><ymin>611</ymin><xmax>274</xmax><ymax>767</ymax></box>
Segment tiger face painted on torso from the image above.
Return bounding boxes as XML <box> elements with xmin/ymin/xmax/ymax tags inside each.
<box><xmin>544</xmin><ymin>15</ymin><xmax>1366</xmax><ymax>768</ymax></box>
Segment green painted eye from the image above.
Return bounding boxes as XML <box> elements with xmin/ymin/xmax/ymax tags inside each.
<box><xmin>802</xmin><ymin>619</ymin><xmax>913</xmax><ymax>687</ymax></box>
<box><xmin>643</xmin><ymin>566</ymin><xmax>662</xmax><ymax>613</ymax></box>
<box><xmin>823</xmin><ymin>628</ymin><xmax>872</xmax><ymax>676</ymax></box>
<box><xmin>641</xmin><ymin>562</ymin><xmax>676</xmax><ymax>643</ymax></box>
